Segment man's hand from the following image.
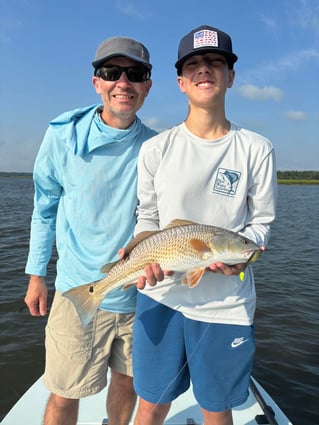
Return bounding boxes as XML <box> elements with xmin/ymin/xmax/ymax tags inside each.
<box><xmin>24</xmin><ymin>275</ymin><xmax>49</xmax><ymax>316</ymax></box>
<box><xmin>208</xmin><ymin>262</ymin><xmax>245</xmax><ymax>276</ymax></box>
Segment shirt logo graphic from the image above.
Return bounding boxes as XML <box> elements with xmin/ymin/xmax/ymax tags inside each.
<box><xmin>231</xmin><ymin>337</ymin><xmax>249</xmax><ymax>348</ymax></box>
<box><xmin>194</xmin><ymin>30</ymin><xmax>218</xmax><ymax>49</ymax></box>
<box><xmin>213</xmin><ymin>168</ymin><xmax>241</xmax><ymax>196</ymax></box>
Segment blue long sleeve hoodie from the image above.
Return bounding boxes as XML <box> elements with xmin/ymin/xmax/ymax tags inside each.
<box><xmin>25</xmin><ymin>104</ymin><xmax>157</xmax><ymax>312</ymax></box>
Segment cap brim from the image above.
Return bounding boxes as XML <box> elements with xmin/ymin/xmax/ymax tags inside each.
<box><xmin>175</xmin><ymin>48</ymin><xmax>238</xmax><ymax>69</ymax></box>
<box><xmin>92</xmin><ymin>53</ymin><xmax>152</xmax><ymax>70</ymax></box>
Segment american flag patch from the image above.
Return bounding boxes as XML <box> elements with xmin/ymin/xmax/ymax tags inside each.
<box><xmin>194</xmin><ymin>30</ymin><xmax>218</xmax><ymax>48</ymax></box>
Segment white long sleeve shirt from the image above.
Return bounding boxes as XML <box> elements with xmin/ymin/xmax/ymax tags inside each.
<box><xmin>135</xmin><ymin>122</ymin><xmax>277</xmax><ymax>325</ymax></box>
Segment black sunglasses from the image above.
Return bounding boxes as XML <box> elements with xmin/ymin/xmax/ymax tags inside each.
<box><xmin>96</xmin><ymin>65</ymin><xmax>150</xmax><ymax>83</ymax></box>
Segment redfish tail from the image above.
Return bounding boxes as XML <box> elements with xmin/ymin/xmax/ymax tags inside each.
<box><xmin>62</xmin><ymin>283</ymin><xmax>104</xmax><ymax>327</ymax></box>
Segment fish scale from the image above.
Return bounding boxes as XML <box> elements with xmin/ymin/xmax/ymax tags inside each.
<box><xmin>106</xmin><ymin>226</ymin><xmax>210</xmax><ymax>283</ymax></box>
<box><xmin>63</xmin><ymin>219</ymin><xmax>261</xmax><ymax>326</ymax></box>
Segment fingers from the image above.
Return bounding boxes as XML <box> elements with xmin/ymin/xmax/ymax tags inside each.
<box><xmin>25</xmin><ymin>300</ymin><xmax>41</xmax><ymax>316</ymax></box>
<box><xmin>136</xmin><ymin>275</ymin><xmax>147</xmax><ymax>290</ymax></box>
<box><xmin>25</xmin><ymin>295</ymin><xmax>48</xmax><ymax>316</ymax></box>
<box><xmin>208</xmin><ymin>262</ymin><xmax>245</xmax><ymax>276</ymax></box>
<box><xmin>136</xmin><ymin>263</ymin><xmax>166</xmax><ymax>289</ymax></box>
<box><xmin>145</xmin><ymin>263</ymin><xmax>164</xmax><ymax>286</ymax></box>
<box><xmin>39</xmin><ymin>298</ymin><xmax>49</xmax><ymax>316</ymax></box>
<box><xmin>118</xmin><ymin>248</ymin><xmax>126</xmax><ymax>259</ymax></box>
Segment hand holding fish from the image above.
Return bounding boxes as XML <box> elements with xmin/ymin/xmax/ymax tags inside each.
<box><xmin>118</xmin><ymin>248</ymin><xmax>168</xmax><ymax>289</ymax></box>
<box><xmin>208</xmin><ymin>244</ymin><xmax>265</xmax><ymax>277</ymax></box>
<box><xmin>208</xmin><ymin>262</ymin><xmax>245</xmax><ymax>276</ymax></box>
<box><xmin>134</xmin><ymin>261</ymin><xmax>246</xmax><ymax>289</ymax></box>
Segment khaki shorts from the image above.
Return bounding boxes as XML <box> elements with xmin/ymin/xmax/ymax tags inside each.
<box><xmin>42</xmin><ymin>291</ymin><xmax>135</xmax><ymax>398</ymax></box>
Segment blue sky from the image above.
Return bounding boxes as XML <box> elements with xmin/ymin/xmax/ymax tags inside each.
<box><xmin>0</xmin><ymin>0</ymin><xmax>318</xmax><ymax>172</ymax></box>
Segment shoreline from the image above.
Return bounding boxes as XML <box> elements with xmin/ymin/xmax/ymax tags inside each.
<box><xmin>1</xmin><ymin>172</ymin><xmax>319</xmax><ymax>185</ymax></box>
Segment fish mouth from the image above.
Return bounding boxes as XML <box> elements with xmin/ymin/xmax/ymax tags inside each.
<box><xmin>247</xmin><ymin>250</ymin><xmax>261</xmax><ymax>264</ymax></box>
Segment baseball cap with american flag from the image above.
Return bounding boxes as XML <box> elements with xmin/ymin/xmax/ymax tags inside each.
<box><xmin>175</xmin><ymin>25</ymin><xmax>238</xmax><ymax>71</ymax></box>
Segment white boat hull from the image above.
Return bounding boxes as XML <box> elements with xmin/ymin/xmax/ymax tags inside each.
<box><xmin>1</xmin><ymin>375</ymin><xmax>293</xmax><ymax>424</ymax></box>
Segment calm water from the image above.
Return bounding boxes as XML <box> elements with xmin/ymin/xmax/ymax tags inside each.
<box><xmin>0</xmin><ymin>176</ymin><xmax>318</xmax><ymax>424</ymax></box>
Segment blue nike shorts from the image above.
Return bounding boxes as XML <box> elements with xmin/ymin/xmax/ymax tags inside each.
<box><xmin>133</xmin><ymin>293</ymin><xmax>255</xmax><ymax>412</ymax></box>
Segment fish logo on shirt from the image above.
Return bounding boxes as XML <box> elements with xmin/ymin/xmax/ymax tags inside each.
<box><xmin>213</xmin><ymin>168</ymin><xmax>241</xmax><ymax>196</ymax></box>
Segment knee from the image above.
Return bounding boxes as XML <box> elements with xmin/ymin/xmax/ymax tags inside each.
<box><xmin>49</xmin><ymin>393</ymin><xmax>79</xmax><ymax>409</ymax></box>
<box><xmin>201</xmin><ymin>408</ymin><xmax>233</xmax><ymax>425</ymax></box>
<box><xmin>135</xmin><ymin>400</ymin><xmax>171</xmax><ymax>425</ymax></box>
<box><xmin>111</xmin><ymin>371</ymin><xmax>134</xmax><ymax>392</ymax></box>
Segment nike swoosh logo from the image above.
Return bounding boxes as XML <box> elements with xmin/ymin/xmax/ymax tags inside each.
<box><xmin>231</xmin><ymin>338</ymin><xmax>249</xmax><ymax>348</ymax></box>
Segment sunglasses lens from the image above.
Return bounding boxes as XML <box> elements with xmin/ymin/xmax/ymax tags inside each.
<box><xmin>98</xmin><ymin>67</ymin><xmax>121</xmax><ymax>81</ymax></box>
<box><xmin>127</xmin><ymin>68</ymin><xmax>148</xmax><ymax>82</ymax></box>
<box><xmin>97</xmin><ymin>66</ymin><xmax>148</xmax><ymax>82</ymax></box>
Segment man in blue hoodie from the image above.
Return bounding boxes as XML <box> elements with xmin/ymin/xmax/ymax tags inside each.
<box><xmin>24</xmin><ymin>36</ymin><xmax>156</xmax><ymax>425</ymax></box>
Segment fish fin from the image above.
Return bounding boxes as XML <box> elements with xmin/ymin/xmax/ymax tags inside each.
<box><xmin>182</xmin><ymin>268</ymin><xmax>206</xmax><ymax>288</ymax></box>
<box><xmin>181</xmin><ymin>275</ymin><xmax>189</xmax><ymax>286</ymax></box>
<box><xmin>122</xmin><ymin>281</ymin><xmax>138</xmax><ymax>290</ymax></box>
<box><xmin>126</xmin><ymin>219</ymin><xmax>197</xmax><ymax>251</ymax></box>
<box><xmin>100</xmin><ymin>261</ymin><xmax>118</xmax><ymax>273</ymax></box>
<box><xmin>189</xmin><ymin>238</ymin><xmax>211</xmax><ymax>259</ymax></box>
<box><xmin>165</xmin><ymin>219</ymin><xmax>197</xmax><ymax>229</ymax></box>
<box><xmin>62</xmin><ymin>283</ymin><xmax>105</xmax><ymax>327</ymax></box>
<box><xmin>124</xmin><ymin>231</ymin><xmax>160</xmax><ymax>253</ymax></box>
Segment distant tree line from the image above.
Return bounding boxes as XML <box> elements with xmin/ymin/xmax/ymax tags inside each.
<box><xmin>0</xmin><ymin>172</ymin><xmax>32</xmax><ymax>178</ymax></box>
<box><xmin>1</xmin><ymin>170</ymin><xmax>319</xmax><ymax>181</ymax></box>
<box><xmin>277</xmin><ymin>170</ymin><xmax>319</xmax><ymax>180</ymax></box>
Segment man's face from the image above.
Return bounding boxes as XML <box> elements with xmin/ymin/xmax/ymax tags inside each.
<box><xmin>92</xmin><ymin>56</ymin><xmax>152</xmax><ymax>127</ymax></box>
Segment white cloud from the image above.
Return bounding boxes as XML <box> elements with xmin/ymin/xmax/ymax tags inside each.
<box><xmin>259</xmin><ymin>14</ymin><xmax>278</xmax><ymax>34</ymax></box>
<box><xmin>294</xmin><ymin>0</ymin><xmax>319</xmax><ymax>34</ymax></box>
<box><xmin>115</xmin><ymin>0</ymin><xmax>152</xmax><ymax>19</ymax></box>
<box><xmin>143</xmin><ymin>117</ymin><xmax>168</xmax><ymax>133</ymax></box>
<box><xmin>272</xmin><ymin>49</ymin><xmax>319</xmax><ymax>72</ymax></box>
<box><xmin>237</xmin><ymin>84</ymin><xmax>284</xmax><ymax>102</ymax></box>
<box><xmin>239</xmin><ymin>49</ymin><xmax>319</xmax><ymax>85</ymax></box>
<box><xmin>285</xmin><ymin>110</ymin><xmax>307</xmax><ymax>121</ymax></box>
<box><xmin>0</xmin><ymin>16</ymin><xmax>22</xmax><ymax>45</ymax></box>
<box><xmin>259</xmin><ymin>1</ymin><xmax>319</xmax><ymax>38</ymax></box>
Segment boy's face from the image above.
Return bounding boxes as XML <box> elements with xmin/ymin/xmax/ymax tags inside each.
<box><xmin>177</xmin><ymin>53</ymin><xmax>235</xmax><ymax>107</ymax></box>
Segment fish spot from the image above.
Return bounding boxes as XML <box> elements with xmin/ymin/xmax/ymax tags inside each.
<box><xmin>89</xmin><ymin>286</ymin><xmax>94</xmax><ymax>293</ymax></box>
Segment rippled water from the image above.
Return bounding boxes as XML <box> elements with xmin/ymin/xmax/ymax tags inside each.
<box><xmin>0</xmin><ymin>176</ymin><xmax>318</xmax><ymax>424</ymax></box>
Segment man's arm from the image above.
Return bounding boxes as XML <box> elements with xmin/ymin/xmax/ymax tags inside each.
<box><xmin>25</xmin><ymin>128</ymin><xmax>62</xmax><ymax>314</ymax></box>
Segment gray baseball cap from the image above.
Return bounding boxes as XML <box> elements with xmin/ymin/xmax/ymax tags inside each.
<box><xmin>92</xmin><ymin>36</ymin><xmax>152</xmax><ymax>70</ymax></box>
